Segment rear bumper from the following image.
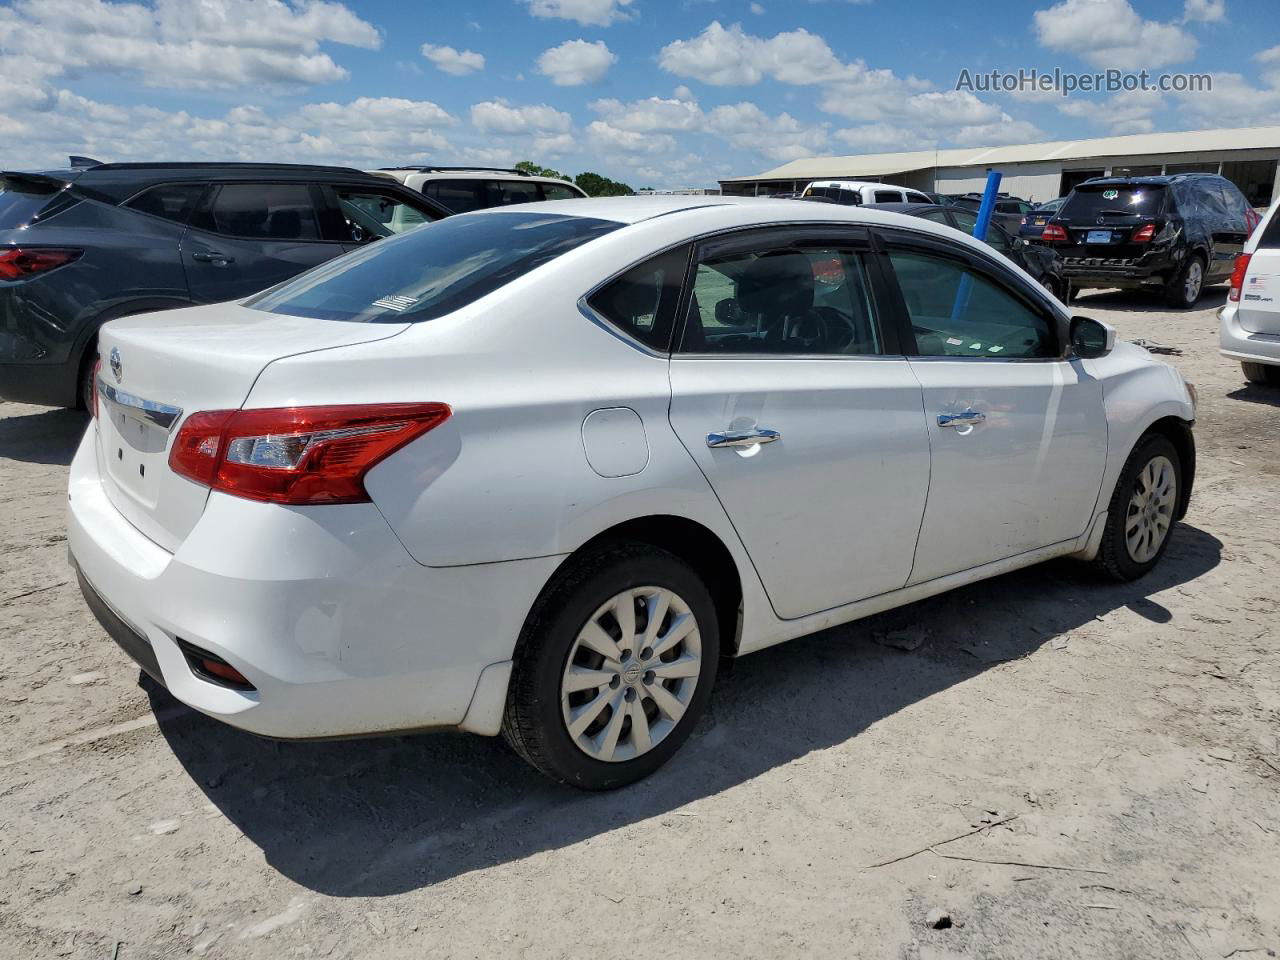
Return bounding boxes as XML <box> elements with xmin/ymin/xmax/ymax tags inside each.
<box><xmin>1059</xmin><ymin>249</ymin><xmax>1178</xmax><ymax>288</ymax></box>
<box><xmin>66</xmin><ymin>426</ymin><xmax>561</xmax><ymax>739</ymax></box>
<box><xmin>0</xmin><ymin>359</ymin><xmax>79</xmax><ymax>406</ymax></box>
<box><xmin>1220</xmin><ymin>304</ymin><xmax>1280</xmax><ymax>365</ymax></box>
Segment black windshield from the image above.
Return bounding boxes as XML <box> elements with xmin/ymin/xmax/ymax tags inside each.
<box><xmin>248</xmin><ymin>212</ymin><xmax>621</xmax><ymax>323</ymax></box>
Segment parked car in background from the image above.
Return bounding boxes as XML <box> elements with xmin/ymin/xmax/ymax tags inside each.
<box><xmin>1221</xmin><ymin>200</ymin><xmax>1280</xmax><ymax>384</ymax></box>
<box><xmin>867</xmin><ymin>201</ymin><xmax>1064</xmax><ymax>297</ymax></box>
<box><xmin>371</xmin><ymin>166</ymin><xmax>587</xmax><ymax>213</ymax></box>
<box><xmin>0</xmin><ymin>160</ymin><xmax>447</xmax><ymax>409</ymax></box>
<box><xmin>951</xmin><ymin>193</ymin><xmax>1037</xmax><ymax>233</ymax></box>
<box><xmin>1019</xmin><ymin>197</ymin><xmax>1066</xmax><ymax>240</ymax></box>
<box><xmin>801</xmin><ymin>180</ymin><xmax>933</xmax><ymax>206</ymax></box>
<box><xmin>70</xmin><ymin>196</ymin><xmax>1195</xmax><ymax>789</ymax></box>
<box><xmin>1043</xmin><ymin>174</ymin><xmax>1260</xmax><ymax>308</ymax></box>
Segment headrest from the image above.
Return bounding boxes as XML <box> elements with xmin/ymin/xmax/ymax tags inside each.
<box><xmin>736</xmin><ymin>251</ymin><xmax>814</xmax><ymax>317</ymax></box>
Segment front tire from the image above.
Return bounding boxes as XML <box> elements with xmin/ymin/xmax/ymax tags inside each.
<box><xmin>1242</xmin><ymin>361</ymin><xmax>1280</xmax><ymax>386</ymax></box>
<box><xmin>502</xmin><ymin>542</ymin><xmax>719</xmax><ymax>790</ymax></box>
<box><xmin>1094</xmin><ymin>433</ymin><xmax>1182</xmax><ymax>581</ymax></box>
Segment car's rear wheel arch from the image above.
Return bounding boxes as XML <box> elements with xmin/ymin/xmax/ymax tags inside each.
<box><xmin>546</xmin><ymin>516</ymin><xmax>744</xmax><ymax>658</ymax></box>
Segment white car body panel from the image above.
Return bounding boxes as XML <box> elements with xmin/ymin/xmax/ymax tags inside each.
<box><xmin>1220</xmin><ymin>202</ymin><xmax>1280</xmax><ymax>365</ymax></box>
<box><xmin>68</xmin><ymin>197</ymin><xmax>1195</xmax><ymax>740</ymax></box>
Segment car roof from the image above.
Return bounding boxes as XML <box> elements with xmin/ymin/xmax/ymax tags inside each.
<box><xmin>863</xmin><ymin>201</ymin><xmax>943</xmax><ymax>214</ymax></box>
<box><xmin>807</xmin><ymin>180</ymin><xmax>925</xmax><ymax>191</ymax></box>
<box><xmin>1078</xmin><ymin>173</ymin><xmax>1223</xmax><ymax>188</ymax></box>
<box><xmin>22</xmin><ymin>162</ymin><xmax>396</xmax><ymax>205</ymax></box>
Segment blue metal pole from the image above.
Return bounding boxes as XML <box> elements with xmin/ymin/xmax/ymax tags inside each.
<box><xmin>950</xmin><ymin>170</ymin><xmax>1003</xmax><ymax>326</ymax></box>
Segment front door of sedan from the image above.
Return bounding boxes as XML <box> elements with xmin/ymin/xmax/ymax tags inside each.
<box><xmin>877</xmin><ymin>233</ymin><xmax>1108</xmax><ymax>584</ymax></box>
<box><xmin>182</xmin><ymin>182</ymin><xmax>345</xmax><ymax>303</ymax></box>
<box><xmin>667</xmin><ymin>229</ymin><xmax>932</xmax><ymax>620</ymax></box>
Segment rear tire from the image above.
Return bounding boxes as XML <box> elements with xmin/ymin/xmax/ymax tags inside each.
<box><xmin>502</xmin><ymin>542</ymin><xmax>719</xmax><ymax>790</ymax></box>
<box><xmin>1241</xmin><ymin>361</ymin><xmax>1280</xmax><ymax>386</ymax></box>
<box><xmin>1094</xmin><ymin>433</ymin><xmax>1182</xmax><ymax>582</ymax></box>
<box><xmin>1163</xmin><ymin>254</ymin><xmax>1205</xmax><ymax>309</ymax></box>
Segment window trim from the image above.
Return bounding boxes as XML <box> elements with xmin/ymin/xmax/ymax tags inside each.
<box><xmin>188</xmin><ymin>181</ymin><xmax>335</xmax><ymax>245</ymax></box>
<box><xmin>672</xmin><ymin>225</ymin><xmax>900</xmax><ymax>360</ymax></box>
<box><xmin>872</xmin><ymin>225</ymin><xmax>1069</xmax><ymax>362</ymax></box>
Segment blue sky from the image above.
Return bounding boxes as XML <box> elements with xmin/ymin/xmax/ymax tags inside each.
<box><xmin>1</xmin><ymin>0</ymin><xmax>1277</xmax><ymax>187</ymax></box>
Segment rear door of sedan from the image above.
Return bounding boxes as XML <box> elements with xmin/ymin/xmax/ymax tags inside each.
<box><xmin>875</xmin><ymin>228</ymin><xmax>1108</xmax><ymax>583</ymax></box>
<box><xmin>666</xmin><ymin>226</ymin><xmax>932</xmax><ymax>620</ymax></box>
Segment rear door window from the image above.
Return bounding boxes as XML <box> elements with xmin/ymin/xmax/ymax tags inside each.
<box><xmin>874</xmin><ymin>190</ymin><xmax>904</xmax><ymax>203</ymax></box>
<box><xmin>540</xmin><ymin>183</ymin><xmax>580</xmax><ymax>201</ymax></box>
<box><xmin>491</xmin><ymin>180</ymin><xmax>541</xmax><ymax>206</ymax></box>
<box><xmin>1259</xmin><ymin>212</ymin><xmax>1280</xmax><ymax>249</ymax></box>
<box><xmin>248</xmin><ymin>212</ymin><xmax>619</xmax><ymax>323</ymax></box>
<box><xmin>423</xmin><ymin>179</ymin><xmax>488</xmax><ymax>213</ymax></box>
<box><xmin>125</xmin><ymin>183</ymin><xmax>206</xmax><ymax>225</ymax></box>
<box><xmin>206</xmin><ymin>183</ymin><xmax>321</xmax><ymax>240</ymax></box>
<box><xmin>331</xmin><ymin>188</ymin><xmax>436</xmax><ymax>244</ymax></box>
<box><xmin>587</xmin><ymin>245</ymin><xmax>689</xmax><ymax>351</ymax></box>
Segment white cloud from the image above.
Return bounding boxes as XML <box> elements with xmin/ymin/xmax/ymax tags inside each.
<box><xmin>1032</xmin><ymin>0</ymin><xmax>1197</xmax><ymax>69</ymax></box>
<box><xmin>1170</xmin><ymin>72</ymin><xmax>1280</xmax><ymax>126</ymax></box>
<box><xmin>706</xmin><ymin>102</ymin><xmax>829</xmax><ymax>162</ymax></box>
<box><xmin>1182</xmin><ymin>0</ymin><xmax>1225</xmax><ymax>23</ymax></box>
<box><xmin>536</xmin><ymin>39</ymin><xmax>616</xmax><ymax>86</ymax></box>
<box><xmin>470</xmin><ymin>100</ymin><xmax>572</xmax><ymax>135</ymax></box>
<box><xmin>586</xmin><ymin>121</ymin><xmax>677</xmax><ymax>156</ymax></box>
<box><xmin>1058</xmin><ymin>88</ymin><xmax>1163</xmax><ymax>134</ymax></box>
<box><xmin>523</xmin><ymin>0</ymin><xmax>632</xmax><ymax>26</ymax></box>
<box><xmin>0</xmin><ymin>0</ymin><xmax>381</xmax><ymax>89</ymax></box>
<box><xmin>589</xmin><ymin>95</ymin><xmax>703</xmax><ymax>132</ymax></box>
<box><xmin>749</xmin><ymin>2</ymin><xmax>765</xmax><ymax>12</ymax></box>
<box><xmin>421</xmin><ymin>44</ymin><xmax>484</xmax><ymax>76</ymax></box>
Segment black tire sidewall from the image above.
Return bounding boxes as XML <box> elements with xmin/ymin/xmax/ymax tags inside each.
<box><xmin>1165</xmin><ymin>254</ymin><xmax>1204</xmax><ymax>309</ymax></box>
<box><xmin>507</xmin><ymin>544</ymin><xmax>720</xmax><ymax>790</ymax></box>
<box><xmin>1102</xmin><ymin>434</ymin><xmax>1182</xmax><ymax>580</ymax></box>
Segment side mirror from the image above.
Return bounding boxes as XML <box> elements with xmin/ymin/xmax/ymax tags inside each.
<box><xmin>1069</xmin><ymin>315</ymin><xmax>1114</xmax><ymax>359</ymax></box>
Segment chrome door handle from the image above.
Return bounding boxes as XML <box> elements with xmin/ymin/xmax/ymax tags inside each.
<box><xmin>938</xmin><ymin>410</ymin><xmax>986</xmax><ymax>428</ymax></box>
<box><xmin>706</xmin><ymin>428</ymin><xmax>781</xmax><ymax>448</ymax></box>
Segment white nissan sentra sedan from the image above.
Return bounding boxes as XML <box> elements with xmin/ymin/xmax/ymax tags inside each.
<box><xmin>68</xmin><ymin>197</ymin><xmax>1196</xmax><ymax>789</ymax></box>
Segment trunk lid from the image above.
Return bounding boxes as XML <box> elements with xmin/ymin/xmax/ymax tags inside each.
<box><xmin>1055</xmin><ymin>183</ymin><xmax>1169</xmax><ymax>260</ymax></box>
<box><xmin>94</xmin><ymin>304</ymin><xmax>408</xmax><ymax>551</ymax></box>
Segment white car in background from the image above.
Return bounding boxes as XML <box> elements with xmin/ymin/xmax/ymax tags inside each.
<box><xmin>369</xmin><ymin>165</ymin><xmax>586</xmax><ymax>213</ymax></box>
<box><xmin>69</xmin><ymin>197</ymin><xmax>1197</xmax><ymax>789</ymax></box>
<box><xmin>1221</xmin><ymin>201</ymin><xmax>1280</xmax><ymax>384</ymax></box>
<box><xmin>801</xmin><ymin>180</ymin><xmax>933</xmax><ymax>205</ymax></box>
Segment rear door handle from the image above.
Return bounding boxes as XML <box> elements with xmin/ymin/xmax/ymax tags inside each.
<box><xmin>706</xmin><ymin>428</ymin><xmax>781</xmax><ymax>448</ymax></box>
<box><xmin>938</xmin><ymin>410</ymin><xmax>986</xmax><ymax>428</ymax></box>
<box><xmin>191</xmin><ymin>251</ymin><xmax>235</xmax><ymax>265</ymax></box>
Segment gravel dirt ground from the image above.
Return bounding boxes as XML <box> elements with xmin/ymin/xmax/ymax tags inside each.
<box><xmin>1</xmin><ymin>288</ymin><xmax>1277</xmax><ymax>960</ymax></box>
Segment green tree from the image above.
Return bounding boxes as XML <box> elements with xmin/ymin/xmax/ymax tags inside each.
<box><xmin>574</xmin><ymin>171</ymin><xmax>633</xmax><ymax>197</ymax></box>
<box><xmin>515</xmin><ymin>160</ymin><xmax>568</xmax><ymax>180</ymax></box>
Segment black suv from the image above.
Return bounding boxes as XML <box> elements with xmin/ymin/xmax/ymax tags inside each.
<box><xmin>0</xmin><ymin>161</ymin><xmax>449</xmax><ymax>407</ymax></box>
<box><xmin>1044</xmin><ymin>174</ymin><xmax>1260</xmax><ymax>308</ymax></box>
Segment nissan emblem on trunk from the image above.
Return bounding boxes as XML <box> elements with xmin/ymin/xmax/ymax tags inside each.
<box><xmin>110</xmin><ymin>347</ymin><xmax>122</xmax><ymax>383</ymax></box>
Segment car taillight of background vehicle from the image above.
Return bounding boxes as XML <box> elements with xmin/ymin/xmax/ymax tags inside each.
<box><xmin>90</xmin><ymin>356</ymin><xmax>102</xmax><ymax>420</ymax></box>
<box><xmin>0</xmin><ymin>247</ymin><xmax>83</xmax><ymax>280</ymax></box>
<box><xmin>1131</xmin><ymin>224</ymin><xmax>1156</xmax><ymax>244</ymax></box>
<box><xmin>1041</xmin><ymin>224</ymin><xmax>1068</xmax><ymax>244</ymax></box>
<box><xmin>1228</xmin><ymin>254</ymin><xmax>1253</xmax><ymax>303</ymax></box>
<box><xmin>168</xmin><ymin>403</ymin><xmax>452</xmax><ymax>505</ymax></box>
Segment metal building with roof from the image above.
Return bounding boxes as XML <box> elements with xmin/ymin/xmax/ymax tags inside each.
<box><xmin>719</xmin><ymin>126</ymin><xmax>1280</xmax><ymax>206</ymax></box>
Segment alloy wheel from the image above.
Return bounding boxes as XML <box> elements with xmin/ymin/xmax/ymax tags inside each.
<box><xmin>1184</xmin><ymin>259</ymin><xmax>1203</xmax><ymax>303</ymax></box>
<box><xmin>560</xmin><ymin>586</ymin><xmax>702</xmax><ymax>763</ymax></box>
<box><xmin>1125</xmin><ymin>455</ymin><xmax>1177</xmax><ymax>563</ymax></box>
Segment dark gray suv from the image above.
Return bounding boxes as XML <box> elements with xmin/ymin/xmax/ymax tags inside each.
<box><xmin>0</xmin><ymin>161</ymin><xmax>449</xmax><ymax>408</ymax></box>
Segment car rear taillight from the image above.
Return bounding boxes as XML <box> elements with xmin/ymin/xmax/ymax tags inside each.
<box><xmin>0</xmin><ymin>247</ymin><xmax>82</xmax><ymax>280</ymax></box>
<box><xmin>90</xmin><ymin>355</ymin><xmax>102</xmax><ymax>419</ymax></box>
<box><xmin>1228</xmin><ymin>253</ymin><xmax>1252</xmax><ymax>303</ymax></box>
<box><xmin>168</xmin><ymin>403</ymin><xmax>451</xmax><ymax>505</ymax></box>
<box><xmin>1131</xmin><ymin>224</ymin><xmax>1156</xmax><ymax>244</ymax></box>
<box><xmin>1042</xmin><ymin>224</ymin><xmax>1068</xmax><ymax>244</ymax></box>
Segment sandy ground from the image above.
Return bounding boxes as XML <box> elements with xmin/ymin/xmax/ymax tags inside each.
<box><xmin>1</xmin><ymin>287</ymin><xmax>1277</xmax><ymax>960</ymax></box>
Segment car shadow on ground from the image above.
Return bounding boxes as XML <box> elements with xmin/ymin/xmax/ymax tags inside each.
<box><xmin>1068</xmin><ymin>287</ymin><xmax>1227</xmax><ymax>315</ymax></box>
<box><xmin>1226</xmin><ymin>384</ymin><xmax>1280</xmax><ymax>408</ymax></box>
<box><xmin>0</xmin><ymin>405</ymin><xmax>88</xmax><ymax>466</ymax></box>
<box><xmin>150</xmin><ymin>523</ymin><xmax>1222</xmax><ymax>899</ymax></box>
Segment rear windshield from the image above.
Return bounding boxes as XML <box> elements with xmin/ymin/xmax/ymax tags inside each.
<box><xmin>0</xmin><ymin>177</ymin><xmax>79</xmax><ymax>229</ymax></box>
<box><xmin>1259</xmin><ymin>211</ymin><xmax>1280</xmax><ymax>249</ymax></box>
<box><xmin>1061</xmin><ymin>185</ymin><xmax>1167</xmax><ymax>219</ymax></box>
<box><xmin>248</xmin><ymin>212</ymin><xmax>620</xmax><ymax>324</ymax></box>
